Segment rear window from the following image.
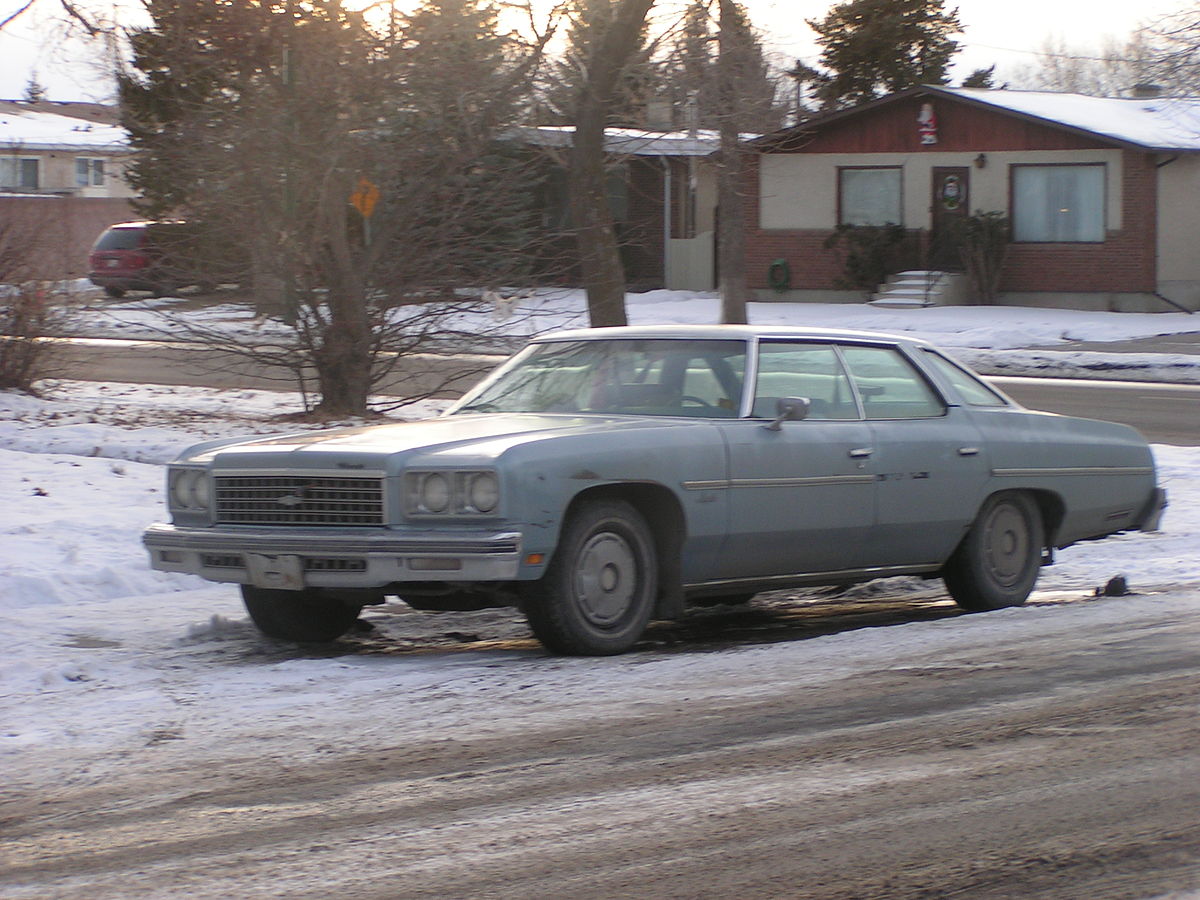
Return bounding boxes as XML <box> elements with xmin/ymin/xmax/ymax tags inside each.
<box><xmin>93</xmin><ymin>227</ymin><xmax>146</xmax><ymax>251</ymax></box>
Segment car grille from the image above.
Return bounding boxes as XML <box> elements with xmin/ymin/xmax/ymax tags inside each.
<box><xmin>214</xmin><ymin>475</ymin><xmax>384</xmax><ymax>526</ymax></box>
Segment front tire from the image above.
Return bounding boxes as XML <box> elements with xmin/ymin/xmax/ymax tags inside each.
<box><xmin>103</xmin><ymin>286</ymin><xmax>125</xmax><ymax>299</ymax></box>
<box><xmin>522</xmin><ymin>499</ymin><xmax>657</xmax><ymax>655</ymax></box>
<box><xmin>943</xmin><ymin>491</ymin><xmax>1044</xmax><ymax>612</ymax></box>
<box><xmin>241</xmin><ymin>585</ymin><xmax>362</xmax><ymax>642</ymax></box>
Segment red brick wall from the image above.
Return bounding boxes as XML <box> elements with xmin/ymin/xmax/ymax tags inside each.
<box><xmin>1001</xmin><ymin>150</ymin><xmax>1157</xmax><ymax>293</ymax></box>
<box><xmin>743</xmin><ymin>156</ymin><xmax>846</xmax><ymax>291</ymax></box>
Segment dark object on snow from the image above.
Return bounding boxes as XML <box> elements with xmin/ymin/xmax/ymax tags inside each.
<box><xmin>1097</xmin><ymin>575</ymin><xmax>1130</xmax><ymax>597</ymax></box>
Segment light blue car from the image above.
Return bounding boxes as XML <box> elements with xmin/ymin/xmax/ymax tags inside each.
<box><xmin>144</xmin><ymin>325</ymin><xmax>1166</xmax><ymax>655</ymax></box>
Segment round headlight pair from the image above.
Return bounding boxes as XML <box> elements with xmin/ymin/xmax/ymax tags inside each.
<box><xmin>420</xmin><ymin>473</ymin><xmax>451</xmax><ymax>513</ymax></box>
<box><xmin>467</xmin><ymin>472</ymin><xmax>499</xmax><ymax>513</ymax></box>
<box><xmin>171</xmin><ymin>469</ymin><xmax>211</xmax><ymax>510</ymax></box>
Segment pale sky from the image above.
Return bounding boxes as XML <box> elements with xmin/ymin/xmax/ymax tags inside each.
<box><xmin>0</xmin><ymin>0</ymin><xmax>1191</xmax><ymax>102</ymax></box>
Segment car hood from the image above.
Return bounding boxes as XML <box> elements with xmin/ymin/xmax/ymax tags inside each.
<box><xmin>179</xmin><ymin>412</ymin><xmax>707</xmax><ymax>467</ymax></box>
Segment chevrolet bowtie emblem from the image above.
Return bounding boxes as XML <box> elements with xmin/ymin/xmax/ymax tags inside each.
<box><xmin>276</xmin><ymin>491</ymin><xmax>306</xmax><ymax>507</ymax></box>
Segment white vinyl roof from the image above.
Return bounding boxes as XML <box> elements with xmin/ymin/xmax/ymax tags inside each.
<box><xmin>0</xmin><ymin>107</ymin><xmax>127</xmax><ymax>152</ymax></box>
<box><xmin>936</xmin><ymin>86</ymin><xmax>1200</xmax><ymax>152</ymax></box>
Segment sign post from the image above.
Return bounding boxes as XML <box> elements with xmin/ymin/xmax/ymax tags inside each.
<box><xmin>350</xmin><ymin>177</ymin><xmax>381</xmax><ymax>245</ymax></box>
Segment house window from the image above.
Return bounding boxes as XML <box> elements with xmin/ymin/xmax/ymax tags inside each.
<box><xmin>0</xmin><ymin>157</ymin><xmax>40</xmax><ymax>190</ymax></box>
<box><xmin>1012</xmin><ymin>164</ymin><xmax>1105</xmax><ymax>242</ymax></box>
<box><xmin>839</xmin><ymin>167</ymin><xmax>902</xmax><ymax>226</ymax></box>
<box><xmin>76</xmin><ymin>157</ymin><xmax>105</xmax><ymax>187</ymax></box>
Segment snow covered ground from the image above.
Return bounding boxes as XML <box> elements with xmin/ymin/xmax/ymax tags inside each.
<box><xmin>2</xmin><ymin>293</ymin><xmax>1198</xmax><ymax>793</ymax></box>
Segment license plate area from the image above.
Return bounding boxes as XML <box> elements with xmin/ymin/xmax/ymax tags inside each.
<box><xmin>244</xmin><ymin>553</ymin><xmax>304</xmax><ymax>590</ymax></box>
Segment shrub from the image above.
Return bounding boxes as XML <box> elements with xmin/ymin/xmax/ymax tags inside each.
<box><xmin>0</xmin><ymin>285</ymin><xmax>60</xmax><ymax>394</ymax></box>
<box><xmin>823</xmin><ymin>224</ymin><xmax>921</xmax><ymax>296</ymax></box>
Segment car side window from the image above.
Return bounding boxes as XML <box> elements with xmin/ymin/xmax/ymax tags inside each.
<box><xmin>753</xmin><ymin>343</ymin><xmax>859</xmax><ymax>419</ymax></box>
<box><xmin>838</xmin><ymin>345</ymin><xmax>947</xmax><ymax>420</ymax></box>
<box><xmin>920</xmin><ymin>350</ymin><xmax>1009</xmax><ymax>407</ymax></box>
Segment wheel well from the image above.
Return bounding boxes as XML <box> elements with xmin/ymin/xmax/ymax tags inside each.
<box><xmin>1025</xmin><ymin>489</ymin><xmax>1065</xmax><ymax>547</ymax></box>
<box><xmin>564</xmin><ymin>483</ymin><xmax>686</xmax><ymax>619</ymax></box>
<box><xmin>971</xmin><ymin>488</ymin><xmax>1063</xmax><ymax>548</ymax></box>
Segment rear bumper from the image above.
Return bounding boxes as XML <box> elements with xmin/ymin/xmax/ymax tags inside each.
<box><xmin>143</xmin><ymin>523</ymin><xmax>524</xmax><ymax>590</ymax></box>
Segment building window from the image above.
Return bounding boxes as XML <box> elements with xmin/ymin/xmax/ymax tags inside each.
<box><xmin>76</xmin><ymin>157</ymin><xmax>105</xmax><ymax>187</ymax></box>
<box><xmin>1012</xmin><ymin>164</ymin><xmax>1105</xmax><ymax>242</ymax></box>
<box><xmin>839</xmin><ymin>167</ymin><xmax>902</xmax><ymax>226</ymax></box>
<box><xmin>0</xmin><ymin>157</ymin><xmax>40</xmax><ymax>190</ymax></box>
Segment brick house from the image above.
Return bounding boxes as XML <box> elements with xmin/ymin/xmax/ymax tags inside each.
<box><xmin>1</xmin><ymin>100</ymin><xmax>136</xmax><ymax>282</ymax></box>
<box><xmin>745</xmin><ymin>85</ymin><xmax>1200</xmax><ymax>312</ymax></box>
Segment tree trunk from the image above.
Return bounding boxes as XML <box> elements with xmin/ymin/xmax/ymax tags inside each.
<box><xmin>716</xmin><ymin>0</ymin><xmax>748</xmax><ymax>325</ymax></box>
<box><xmin>313</xmin><ymin>292</ymin><xmax>372</xmax><ymax>417</ymax></box>
<box><xmin>568</xmin><ymin>0</ymin><xmax>655</xmax><ymax>328</ymax></box>
<box><xmin>569</xmin><ymin>115</ymin><xmax>628</xmax><ymax>328</ymax></box>
<box><xmin>313</xmin><ymin>194</ymin><xmax>373</xmax><ymax>417</ymax></box>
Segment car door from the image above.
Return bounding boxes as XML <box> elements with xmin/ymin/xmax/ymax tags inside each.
<box><xmin>838</xmin><ymin>344</ymin><xmax>991</xmax><ymax>568</ymax></box>
<box><xmin>714</xmin><ymin>342</ymin><xmax>876</xmax><ymax>580</ymax></box>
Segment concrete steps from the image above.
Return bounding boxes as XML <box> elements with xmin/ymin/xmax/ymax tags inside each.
<box><xmin>870</xmin><ymin>270</ymin><xmax>965</xmax><ymax>307</ymax></box>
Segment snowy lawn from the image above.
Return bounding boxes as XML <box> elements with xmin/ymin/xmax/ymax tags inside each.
<box><xmin>58</xmin><ymin>285</ymin><xmax>1200</xmax><ymax>383</ymax></box>
<box><xmin>1</xmin><ymin>376</ymin><xmax>1196</xmax><ymax>794</ymax></box>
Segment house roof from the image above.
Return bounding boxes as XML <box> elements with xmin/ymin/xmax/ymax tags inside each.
<box><xmin>758</xmin><ymin>85</ymin><xmax>1200</xmax><ymax>154</ymax></box>
<box><xmin>0</xmin><ymin>101</ymin><xmax>127</xmax><ymax>152</ymax></box>
<box><xmin>937</xmin><ymin>86</ymin><xmax>1200</xmax><ymax>152</ymax></box>
<box><xmin>511</xmin><ymin>125</ymin><xmax>723</xmax><ymax>157</ymax></box>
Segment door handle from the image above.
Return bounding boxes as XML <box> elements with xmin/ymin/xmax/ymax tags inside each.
<box><xmin>958</xmin><ymin>446</ymin><xmax>980</xmax><ymax>456</ymax></box>
<box><xmin>848</xmin><ymin>447</ymin><xmax>874</xmax><ymax>459</ymax></box>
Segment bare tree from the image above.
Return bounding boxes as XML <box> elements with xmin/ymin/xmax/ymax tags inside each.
<box><xmin>716</xmin><ymin>0</ymin><xmax>747</xmax><ymax>324</ymax></box>
<box><xmin>1012</xmin><ymin>33</ymin><xmax>1158</xmax><ymax>96</ymax></box>
<box><xmin>119</xmin><ymin>0</ymin><xmax>554</xmax><ymax>417</ymax></box>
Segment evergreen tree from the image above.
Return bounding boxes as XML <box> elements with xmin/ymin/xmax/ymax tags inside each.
<box><xmin>660</xmin><ymin>0</ymin><xmax>781</xmax><ymax>132</ymax></box>
<box><xmin>542</xmin><ymin>0</ymin><xmax>656</xmax><ymax>126</ymax></box>
<box><xmin>117</xmin><ymin>0</ymin><xmax>547</xmax><ymax>416</ymax></box>
<box><xmin>961</xmin><ymin>65</ymin><xmax>996</xmax><ymax>89</ymax></box>
<box><xmin>802</xmin><ymin>0</ymin><xmax>962</xmax><ymax>108</ymax></box>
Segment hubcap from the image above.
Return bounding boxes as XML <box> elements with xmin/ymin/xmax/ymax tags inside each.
<box><xmin>983</xmin><ymin>502</ymin><xmax>1029</xmax><ymax>587</ymax></box>
<box><xmin>573</xmin><ymin>530</ymin><xmax>638</xmax><ymax>627</ymax></box>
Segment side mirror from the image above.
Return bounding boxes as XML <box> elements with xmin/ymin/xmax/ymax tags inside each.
<box><xmin>764</xmin><ymin>396</ymin><xmax>811</xmax><ymax>431</ymax></box>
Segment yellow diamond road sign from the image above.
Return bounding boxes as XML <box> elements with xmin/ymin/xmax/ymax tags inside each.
<box><xmin>351</xmin><ymin>177</ymin><xmax>380</xmax><ymax>218</ymax></box>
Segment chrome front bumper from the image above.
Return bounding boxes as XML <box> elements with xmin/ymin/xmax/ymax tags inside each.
<box><xmin>143</xmin><ymin>523</ymin><xmax>523</xmax><ymax>590</ymax></box>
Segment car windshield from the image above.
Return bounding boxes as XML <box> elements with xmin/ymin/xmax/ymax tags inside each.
<box><xmin>452</xmin><ymin>339</ymin><xmax>747</xmax><ymax>418</ymax></box>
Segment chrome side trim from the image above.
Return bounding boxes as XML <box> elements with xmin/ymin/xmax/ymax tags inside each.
<box><xmin>991</xmin><ymin>466</ymin><xmax>1154</xmax><ymax>478</ymax></box>
<box><xmin>683</xmin><ymin>475</ymin><xmax>876</xmax><ymax>491</ymax></box>
<box><xmin>685</xmin><ymin>563</ymin><xmax>943</xmax><ymax>593</ymax></box>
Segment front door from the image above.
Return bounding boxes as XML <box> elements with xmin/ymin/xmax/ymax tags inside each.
<box><xmin>930</xmin><ymin>167</ymin><xmax>970</xmax><ymax>271</ymax></box>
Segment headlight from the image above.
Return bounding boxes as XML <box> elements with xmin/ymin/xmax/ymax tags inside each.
<box><xmin>404</xmin><ymin>470</ymin><xmax>501</xmax><ymax>516</ymax></box>
<box><xmin>466</xmin><ymin>472</ymin><xmax>499</xmax><ymax>513</ymax></box>
<box><xmin>420</xmin><ymin>473</ymin><xmax>451</xmax><ymax>513</ymax></box>
<box><xmin>169</xmin><ymin>468</ymin><xmax>211</xmax><ymax>511</ymax></box>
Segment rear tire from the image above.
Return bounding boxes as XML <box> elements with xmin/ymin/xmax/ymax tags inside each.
<box><xmin>241</xmin><ymin>585</ymin><xmax>362</xmax><ymax>642</ymax></box>
<box><xmin>522</xmin><ymin>499</ymin><xmax>657</xmax><ymax>655</ymax></box>
<box><xmin>103</xmin><ymin>286</ymin><xmax>125</xmax><ymax>299</ymax></box>
<box><xmin>943</xmin><ymin>491</ymin><xmax>1043</xmax><ymax>612</ymax></box>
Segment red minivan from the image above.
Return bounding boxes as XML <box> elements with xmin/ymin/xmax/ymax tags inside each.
<box><xmin>88</xmin><ymin>221</ymin><xmax>233</xmax><ymax>298</ymax></box>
